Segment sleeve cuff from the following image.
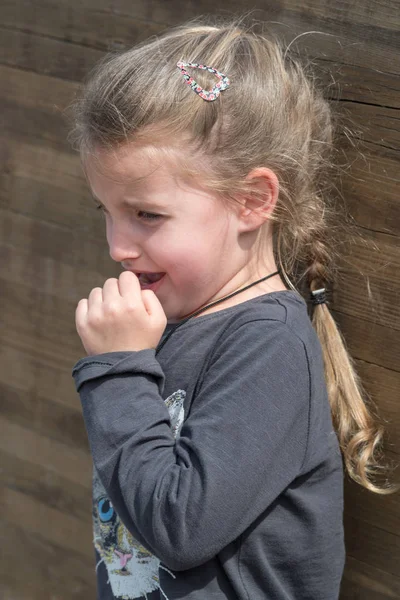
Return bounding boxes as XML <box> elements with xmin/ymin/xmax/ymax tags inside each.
<box><xmin>71</xmin><ymin>349</ymin><xmax>165</xmax><ymax>393</ymax></box>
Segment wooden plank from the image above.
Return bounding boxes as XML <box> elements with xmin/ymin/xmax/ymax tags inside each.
<box><xmin>340</xmin><ymin>556</ymin><xmax>400</xmax><ymax>600</ymax></box>
<box><xmin>0</xmin><ymin>0</ymin><xmax>165</xmax><ymax>51</ymax></box>
<box><xmin>329</xmin><ymin>62</ymin><xmax>400</xmax><ymax>107</ymax></box>
<box><xmin>0</xmin><ymin>417</ymin><xmax>92</xmax><ymax>488</ymax></box>
<box><xmin>0</xmin><ymin>485</ymin><xmax>93</xmax><ymax>554</ymax></box>
<box><xmin>0</xmin><ymin>136</ymin><xmax>104</xmax><ymax>239</ymax></box>
<box><xmin>0</xmin><ymin>6</ymin><xmax>399</xmax><ymax>92</ymax></box>
<box><xmin>0</xmin><ymin>449</ymin><xmax>91</xmax><ymax>522</ymax></box>
<box><xmin>337</xmin><ymin>102</ymin><xmax>399</xmax><ymax>162</ymax></box>
<box><xmin>0</xmin><ymin>237</ymin><xmax>114</xmax><ymax>308</ymax></box>
<box><xmin>0</xmin><ymin>520</ymin><xmax>95</xmax><ymax>600</ymax></box>
<box><xmin>0</xmin><ymin>343</ymin><xmax>82</xmax><ymax>410</ymax></box>
<box><xmin>334</xmin><ymin>267</ymin><xmax>400</xmax><ymax>333</ymax></box>
<box><xmin>0</xmin><ymin>381</ymin><xmax>89</xmax><ymax>453</ymax></box>
<box><xmin>111</xmin><ymin>0</ymin><xmax>400</xmax><ymax>32</ymax></box>
<box><xmin>2</xmin><ymin>0</ymin><xmax>400</xmax><ymax>44</ymax></box>
<box><xmin>333</xmin><ymin>311</ymin><xmax>400</xmax><ymax>374</ymax></box>
<box><xmin>354</xmin><ymin>361</ymin><xmax>400</xmax><ymax>453</ymax></box>
<box><xmin>341</xmin><ymin>229</ymin><xmax>400</xmax><ymax>284</ymax></box>
<box><xmin>0</xmin><ymin>271</ymin><xmax>89</xmax><ymax>366</ymax></box>
<box><xmin>344</xmin><ymin>454</ymin><xmax>400</xmax><ymax>537</ymax></box>
<box><xmin>0</xmin><ymin>135</ymin><xmax>86</xmax><ymax>198</ymax></box>
<box><xmin>340</xmin><ymin>147</ymin><xmax>400</xmax><ymax>236</ymax></box>
<box><xmin>0</xmin><ymin>64</ymin><xmax>80</xmax><ymax>108</ymax></box>
<box><xmin>344</xmin><ymin>513</ymin><xmax>400</xmax><ymax>578</ymax></box>
<box><xmin>0</xmin><ymin>207</ymin><xmax>91</xmax><ymax>267</ymax></box>
<box><xmin>0</xmin><ymin>27</ymin><xmax>104</xmax><ymax>81</ymax></box>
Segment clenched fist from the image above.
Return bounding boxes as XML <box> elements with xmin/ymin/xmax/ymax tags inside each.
<box><xmin>75</xmin><ymin>271</ymin><xmax>167</xmax><ymax>356</ymax></box>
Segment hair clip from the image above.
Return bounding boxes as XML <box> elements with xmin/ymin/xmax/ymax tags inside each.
<box><xmin>310</xmin><ymin>288</ymin><xmax>327</xmax><ymax>305</ymax></box>
<box><xmin>176</xmin><ymin>61</ymin><xmax>230</xmax><ymax>102</ymax></box>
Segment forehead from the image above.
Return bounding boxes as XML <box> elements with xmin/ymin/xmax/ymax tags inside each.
<box><xmin>82</xmin><ymin>143</ymin><xmax>229</xmax><ymax>218</ymax></box>
<box><xmin>83</xmin><ymin>144</ymin><xmax>179</xmax><ymax>195</ymax></box>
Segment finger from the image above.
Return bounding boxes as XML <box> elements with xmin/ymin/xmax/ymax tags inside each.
<box><xmin>87</xmin><ymin>287</ymin><xmax>103</xmax><ymax>308</ymax></box>
<box><xmin>141</xmin><ymin>289</ymin><xmax>165</xmax><ymax>319</ymax></box>
<box><xmin>118</xmin><ymin>271</ymin><xmax>143</xmax><ymax>303</ymax></box>
<box><xmin>75</xmin><ymin>298</ymin><xmax>88</xmax><ymax>330</ymax></box>
<box><xmin>102</xmin><ymin>278</ymin><xmax>120</xmax><ymax>303</ymax></box>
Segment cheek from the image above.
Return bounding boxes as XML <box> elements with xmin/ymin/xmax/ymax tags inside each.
<box><xmin>155</xmin><ymin>233</ymin><xmax>214</xmax><ymax>275</ymax></box>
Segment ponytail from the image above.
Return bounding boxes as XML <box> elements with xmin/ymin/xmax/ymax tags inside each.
<box><xmin>312</xmin><ymin>294</ymin><xmax>398</xmax><ymax>494</ymax></box>
<box><xmin>279</xmin><ymin>230</ymin><xmax>398</xmax><ymax>495</ymax></box>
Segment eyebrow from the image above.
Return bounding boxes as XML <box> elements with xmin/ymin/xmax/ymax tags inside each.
<box><xmin>90</xmin><ymin>193</ymin><xmax>166</xmax><ymax>211</ymax></box>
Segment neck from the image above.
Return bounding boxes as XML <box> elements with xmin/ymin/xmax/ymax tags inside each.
<box><xmin>178</xmin><ymin>269</ymin><xmax>283</xmax><ymax>321</ymax></box>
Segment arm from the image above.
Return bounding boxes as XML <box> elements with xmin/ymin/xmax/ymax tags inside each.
<box><xmin>72</xmin><ymin>320</ymin><xmax>310</xmax><ymax>571</ymax></box>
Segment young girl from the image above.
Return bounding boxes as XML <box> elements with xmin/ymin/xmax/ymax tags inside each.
<box><xmin>69</xmin><ymin>15</ymin><xmax>394</xmax><ymax>600</ymax></box>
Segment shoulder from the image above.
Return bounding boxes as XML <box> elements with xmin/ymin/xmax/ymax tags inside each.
<box><xmin>210</xmin><ymin>291</ymin><xmax>314</xmax><ymax>352</ymax></box>
<box><xmin>197</xmin><ymin>292</ymin><xmax>314</xmax><ymax>380</ymax></box>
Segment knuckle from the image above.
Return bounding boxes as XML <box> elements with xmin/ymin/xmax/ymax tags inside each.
<box><xmin>104</xmin><ymin>302</ymin><xmax>119</xmax><ymax>315</ymax></box>
<box><xmin>87</xmin><ymin>311</ymin><xmax>102</xmax><ymax>327</ymax></box>
<box><xmin>125</xmin><ymin>301</ymin><xmax>138</xmax><ymax>313</ymax></box>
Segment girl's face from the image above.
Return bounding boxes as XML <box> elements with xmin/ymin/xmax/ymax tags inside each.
<box><xmin>84</xmin><ymin>146</ymin><xmax>263</xmax><ymax>322</ymax></box>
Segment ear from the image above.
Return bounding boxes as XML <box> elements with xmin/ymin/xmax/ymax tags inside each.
<box><xmin>237</xmin><ymin>167</ymin><xmax>279</xmax><ymax>233</ymax></box>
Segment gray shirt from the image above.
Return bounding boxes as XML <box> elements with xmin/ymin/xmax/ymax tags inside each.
<box><xmin>72</xmin><ymin>290</ymin><xmax>345</xmax><ymax>600</ymax></box>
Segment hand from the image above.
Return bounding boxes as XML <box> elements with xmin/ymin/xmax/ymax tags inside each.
<box><xmin>75</xmin><ymin>271</ymin><xmax>167</xmax><ymax>356</ymax></box>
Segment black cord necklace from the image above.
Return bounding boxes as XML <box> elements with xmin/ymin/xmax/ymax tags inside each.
<box><xmin>155</xmin><ymin>269</ymin><xmax>280</xmax><ymax>355</ymax></box>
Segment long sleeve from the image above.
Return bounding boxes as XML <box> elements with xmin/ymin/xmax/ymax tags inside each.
<box><xmin>72</xmin><ymin>319</ymin><xmax>311</xmax><ymax>572</ymax></box>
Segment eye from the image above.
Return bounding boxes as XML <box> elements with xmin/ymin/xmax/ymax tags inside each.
<box><xmin>94</xmin><ymin>204</ymin><xmax>162</xmax><ymax>222</ymax></box>
<box><xmin>97</xmin><ymin>497</ymin><xmax>115</xmax><ymax>522</ymax></box>
<box><xmin>137</xmin><ymin>211</ymin><xmax>162</xmax><ymax>222</ymax></box>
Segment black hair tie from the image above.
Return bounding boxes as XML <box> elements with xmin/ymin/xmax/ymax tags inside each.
<box><xmin>310</xmin><ymin>288</ymin><xmax>327</xmax><ymax>306</ymax></box>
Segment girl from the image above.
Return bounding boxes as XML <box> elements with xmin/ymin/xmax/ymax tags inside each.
<box><xmin>69</xmin><ymin>15</ymin><xmax>394</xmax><ymax>600</ymax></box>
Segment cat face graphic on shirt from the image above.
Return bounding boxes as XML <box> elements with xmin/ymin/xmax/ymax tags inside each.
<box><xmin>92</xmin><ymin>389</ymin><xmax>186</xmax><ymax>600</ymax></box>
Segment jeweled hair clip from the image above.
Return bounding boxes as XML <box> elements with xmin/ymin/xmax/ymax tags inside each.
<box><xmin>176</xmin><ymin>61</ymin><xmax>230</xmax><ymax>102</ymax></box>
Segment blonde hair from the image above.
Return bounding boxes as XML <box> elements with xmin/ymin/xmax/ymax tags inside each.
<box><xmin>66</xmin><ymin>14</ymin><xmax>397</xmax><ymax>494</ymax></box>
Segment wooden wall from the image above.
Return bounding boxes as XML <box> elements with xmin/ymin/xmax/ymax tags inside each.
<box><xmin>1</xmin><ymin>1</ymin><xmax>399</xmax><ymax>598</ymax></box>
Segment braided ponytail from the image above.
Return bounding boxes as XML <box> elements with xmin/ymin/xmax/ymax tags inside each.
<box><xmin>306</xmin><ymin>239</ymin><xmax>397</xmax><ymax>494</ymax></box>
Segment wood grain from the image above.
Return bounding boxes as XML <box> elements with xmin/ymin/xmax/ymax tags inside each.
<box><xmin>333</xmin><ymin>311</ymin><xmax>400</xmax><ymax>374</ymax></box>
<box><xmin>1</xmin><ymin>485</ymin><xmax>92</xmax><ymax>553</ymax></box>
<box><xmin>0</xmin><ymin>449</ymin><xmax>91</xmax><ymax>522</ymax></box>
<box><xmin>344</xmin><ymin>513</ymin><xmax>400</xmax><ymax>578</ymax></box>
<box><xmin>340</xmin><ymin>556</ymin><xmax>400</xmax><ymax>600</ymax></box>
<box><xmin>344</xmin><ymin>454</ymin><xmax>400</xmax><ymax>536</ymax></box>
<box><xmin>1</xmin><ymin>1</ymin><xmax>399</xmax><ymax>598</ymax></box>
<box><xmin>0</xmin><ymin>520</ymin><xmax>95</xmax><ymax>600</ymax></box>
<box><xmin>0</xmin><ymin>417</ymin><xmax>92</xmax><ymax>488</ymax></box>
<box><xmin>354</xmin><ymin>361</ymin><xmax>400</xmax><ymax>453</ymax></box>
<box><xmin>0</xmin><ymin>380</ymin><xmax>89</xmax><ymax>452</ymax></box>
<box><xmin>0</xmin><ymin>342</ymin><xmax>82</xmax><ymax>410</ymax></box>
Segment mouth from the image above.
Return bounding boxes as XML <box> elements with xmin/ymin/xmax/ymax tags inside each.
<box><xmin>134</xmin><ymin>272</ymin><xmax>166</xmax><ymax>291</ymax></box>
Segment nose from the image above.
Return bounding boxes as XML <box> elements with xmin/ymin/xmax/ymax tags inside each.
<box><xmin>107</xmin><ymin>224</ymin><xmax>142</xmax><ymax>263</ymax></box>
